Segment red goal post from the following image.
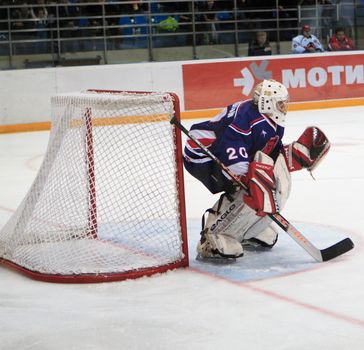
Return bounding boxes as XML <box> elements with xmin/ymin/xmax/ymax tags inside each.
<box><xmin>0</xmin><ymin>90</ymin><xmax>189</xmax><ymax>283</ymax></box>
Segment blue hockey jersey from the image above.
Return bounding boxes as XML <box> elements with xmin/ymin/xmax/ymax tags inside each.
<box><xmin>184</xmin><ymin>100</ymin><xmax>285</xmax><ymax>176</ymax></box>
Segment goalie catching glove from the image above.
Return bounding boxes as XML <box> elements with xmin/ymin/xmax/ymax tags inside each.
<box><xmin>243</xmin><ymin>153</ymin><xmax>279</xmax><ymax>216</ymax></box>
<box><xmin>283</xmin><ymin>126</ymin><xmax>330</xmax><ymax>172</ymax></box>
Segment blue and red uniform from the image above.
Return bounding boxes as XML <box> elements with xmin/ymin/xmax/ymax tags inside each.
<box><xmin>183</xmin><ymin>100</ymin><xmax>285</xmax><ymax>194</ymax></box>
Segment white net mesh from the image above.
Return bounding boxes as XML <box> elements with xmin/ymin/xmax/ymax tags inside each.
<box><xmin>0</xmin><ymin>91</ymin><xmax>187</xmax><ymax>281</ymax></box>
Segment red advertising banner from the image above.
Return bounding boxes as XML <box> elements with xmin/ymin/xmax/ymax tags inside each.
<box><xmin>182</xmin><ymin>53</ymin><xmax>364</xmax><ymax>110</ymax></box>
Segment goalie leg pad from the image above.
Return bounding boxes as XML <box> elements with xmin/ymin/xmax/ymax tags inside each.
<box><xmin>197</xmin><ymin>233</ymin><xmax>244</xmax><ymax>259</ymax></box>
<box><xmin>201</xmin><ymin>191</ymin><xmax>247</xmax><ymax>237</ymax></box>
<box><xmin>243</xmin><ymin>225</ymin><xmax>279</xmax><ymax>249</ymax></box>
<box><xmin>199</xmin><ymin>152</ymin><xmax>291</xmax><ymax>243</ymax></box>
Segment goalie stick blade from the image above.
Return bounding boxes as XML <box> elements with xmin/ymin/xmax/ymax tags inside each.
<box><xmin>320</xmin><ymin>238</ymin><xmax>354</xmax><ymax>262</ymax></box>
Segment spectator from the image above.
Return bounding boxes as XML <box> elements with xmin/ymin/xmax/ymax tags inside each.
<box><xmin>236</xmin><ymin>0</ymin><xmax>254</xmax><ymax>43</ymax></box>
<box><xmin>119</xmin><ymin>0</ymin><xmax>147</xmax><ymax>14</ymax></box>
<box><xmin>11</xmin><ymin>3</ymin><xmax>33</xmax><ymax>32</ymax></box>
<box><xmin>31</xmin><ymin>6</ymin><xmax>48</xmax><ymax>53</ymax></box>
<box><xmin>328</xmin><ymin>27</ymin><xmax>355</xmax><ymax>51</ymax></box>
<box><xmin>172</xmin><ymin>1</ymin><xmax>193</xmax><ymax>45</ymax></box>
<box><xmin>79</xmin><ymin>0</ymin><xmax>104</xmax><ymax>50</ymax></box>
<box><xmin>104</xmin><ymin>1</ymin><xmax>121</xmax><ymax>50</ymax></box>
<box><xmin>81</xmin><ymin>0</ymin><xmax>103</xmax><ymax>29</ymax></box>
<box><xmin>150</xmin><ymin>1</ymin><xmax>192</xmax><ymax>47</ymax></box>
<box><xmin>11</xmin><ymin>2</ymin><xmax>34</xmax><ymax>54</ymax></box>
<box><xmin>320</xmin><ymin>0</ymin><xmax>335</xmax><ymax>38</ymax></box>
<box><xmin>57</xmin><ymin>0</ymin><xmax>81</xmax><ymax>53</ymax></box>
<box><xmin>277</xmin><ymin>0</ymin><xmax>298</xmax><ymax>41</ymax></box>
<box><xmin>30</xmin><ymin>0</ymin><xmax>48</xmax><ymax>20</ymax></box>
<box><xmin>196</xmin><ymin>0</ymin><xmax>220</xmax><ymax>44</ymax></box>
<box><xmin>248</xmin><ymin>31</ymin><xmax>272</xmax><ymax>56</ymax></box>
<box><xmin>292</xmin><ymin>24</ymin><xmax>324</xmax><ymax>53</ymax></box>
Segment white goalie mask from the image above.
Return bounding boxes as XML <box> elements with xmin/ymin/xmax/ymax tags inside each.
<box><xmin>253</xmin><ymin>79</ymin><xmax>289</xmax><ymax>127</ymax></box>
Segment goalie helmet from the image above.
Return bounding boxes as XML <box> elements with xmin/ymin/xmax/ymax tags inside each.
<box><xmin>253</xmin><ymin>79</ymin><xmax>289</xmax><ymax>127</ymax></box>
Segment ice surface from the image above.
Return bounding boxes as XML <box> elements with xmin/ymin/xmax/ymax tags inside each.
<box><xmin>0</xmin><ymin>106</ymin><xmax>364</xmax><ymax>350</ymax></box>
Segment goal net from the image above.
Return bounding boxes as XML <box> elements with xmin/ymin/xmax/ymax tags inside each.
<box><xmin>0</xmin><ymin>90</ymin><xmax>188</xmax><ymax>282</ymax></box>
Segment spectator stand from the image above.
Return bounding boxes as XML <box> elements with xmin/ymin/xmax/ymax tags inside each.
<box><xmin>0</xmin><ymin>1</ymin><xmax>363</xmax><ymax>70</ymax></box>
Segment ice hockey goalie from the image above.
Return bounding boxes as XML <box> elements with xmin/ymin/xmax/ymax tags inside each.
<box><xmin>183</xmin><ymin>79</ymin><xmax>331</xmax><ymax>261</ymax></box>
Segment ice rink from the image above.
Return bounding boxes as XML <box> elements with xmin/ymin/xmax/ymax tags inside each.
<box><xmin>1</xmin><ymin>105</ymin><xmax>364</xmax><ymax>350</ymax></box>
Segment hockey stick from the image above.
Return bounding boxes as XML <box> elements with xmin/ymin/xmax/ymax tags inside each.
<box><xmin>171</xmin><ymin>116</ymin><xmax>354</xmax><ymax>262</ymax></box>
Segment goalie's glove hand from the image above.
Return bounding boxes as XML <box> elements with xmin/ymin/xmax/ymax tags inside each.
<box><xmin>283</xmin><ymin>126</ymin><xmax>331</xmax><ymax>173</ymax></box>
<box><xmin>243</xmin><ymin>161</ymin><xmax>279</xmax><ymax>217</ymax></box>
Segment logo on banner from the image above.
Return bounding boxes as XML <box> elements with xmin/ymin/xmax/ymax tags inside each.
<box><xmin>233</xmin><ymin>61</ymin><xmax>272</xmax><ymax>96</ymax></box>
<box><xmin>282</xmin><ymin>65</ymin><xmax>364</xmax><ymax>88</ymax></box>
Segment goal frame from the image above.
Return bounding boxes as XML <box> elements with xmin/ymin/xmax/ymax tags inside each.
<box><xmin>0</xmin><ymin>90</ymin><xmax>189</xmax><ymax>283</ymax></box>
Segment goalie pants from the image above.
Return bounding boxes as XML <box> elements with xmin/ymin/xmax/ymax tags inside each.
<box><xmin>183</xmin><ymin>158</ymin><xmax>236</xmax><ymax>194</ymax></box>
